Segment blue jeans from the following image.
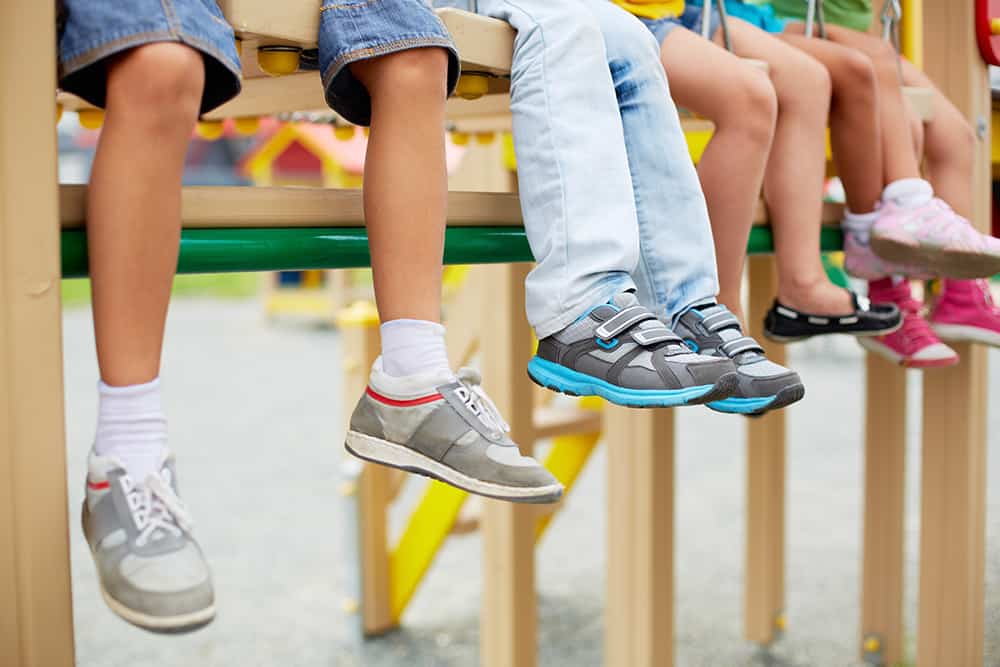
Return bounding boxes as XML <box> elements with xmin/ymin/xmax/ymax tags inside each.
<box><xmin>478</xmin><ymin>0</ymin><xmax>718</xmax><ymax>337</ymax></box>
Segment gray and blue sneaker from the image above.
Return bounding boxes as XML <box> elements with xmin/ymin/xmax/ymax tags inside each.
<box><xmin>673</xmin><ymin>304</ymin><xmax>805</xmax><ymax>415</ymax></box>
<box><xmin>527</xmin><ymin>292</ymin><xmax>738</xmax><ymax>408</ymax></box>
<box><xmin>83</xmin><ymin>449</ymin><xmax>214</xmax><ymax>633</ymax></box>
<box><xmin>345</xmin><ymin>360</ymin><xmax>563</xmax><ymax>504</ymax></box>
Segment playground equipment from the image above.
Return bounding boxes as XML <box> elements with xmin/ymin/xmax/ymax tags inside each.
<box><xmin>0</xmin><ymin>3</ymin><xmax>992</xmax><ymax>667</ymax></box>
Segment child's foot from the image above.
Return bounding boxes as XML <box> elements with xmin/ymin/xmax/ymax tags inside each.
<box><xmin>928</xmin><ymin>278</ymin><xmax>1000</xmax><ymax>347</ymax></box>
<box><xmin>858</xmin><ymin>278</ymin><xmax>959</xmax><ymax>368</ymax></box>
<box><xmin>843</xmin><ymin>221</ymin><xmax>930</xmax><ymax>281</ymax></box>
<box><xmin>527</xmin><ymin>292</ymin><xmax>738</xmax><ymax>408</ymax></box>
<box><xmin>345</xmin><ymin>361</ymin><xmax>563</xmax><ymax>504</ymax></box>
<box><xmin>763</xmin><ymin>291</ymin><xmax>902</xmax><ymax>342</ymax></box>
<box><xmin>870</xmin><ymin>199</ymin><xmax>1000</xmax><ymax>279</ymax></box>
<box><xmin>83</xmin><ymin>449</ymin><xmax>214</xmax><ymax>633</ymax></box>
<box><xmin>673</xmin><ymin>305</ymin><xmax>804</xmax><ymax>416</ymax></box>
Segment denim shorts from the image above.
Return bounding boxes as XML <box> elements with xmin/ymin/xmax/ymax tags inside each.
<box><xmin>319</xmin><ymin>0</ymin><xmax>460</xmax><ymax>126</ymax></box>
<box><xmin>57</xmin><ymin>0</ymin><xmax>242</xmax><ymax>114</ymax></box>
<box><xmin>639</xmin><ymin>5</ymin><xmax>721</xmax><ymax>44</ymax></box>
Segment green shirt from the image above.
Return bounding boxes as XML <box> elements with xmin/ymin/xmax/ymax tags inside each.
<box><xmin>770</xmin><ymin>0</ymin><xmax>873</xmax><ymax>32</ymax></box>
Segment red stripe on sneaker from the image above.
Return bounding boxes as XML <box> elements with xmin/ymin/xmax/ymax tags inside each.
<box><xmin>87</xmin><ymin>479</ymin><xmax>110</xmax><ymax>490</ymax></box>
<box><xmin>366</xmin><ymin>386</ymin><xmax>444</xmax><ymax>407</ymax></box>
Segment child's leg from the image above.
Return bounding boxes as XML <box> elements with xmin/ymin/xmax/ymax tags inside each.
<box><xmin>348</xmin><ymin>49</ymin><xmax>452</xmax><ymax>378</ymax></box>
<box><xmin>594</xmin><ymin>4</ymin><xmax>803</xmax><ymax>416</ymax></box>
<box><xmin>349</xmin><ymin>49</ymin><xmax>448</xmax><ymax>326</ymax></box>
<box><xmin>88</xmin><ymin>44</ymin><xmax>203</xmax><ymax>484</ymax></box>
<box><xmin>777</xmin><ymin>33</ymin><xmax>883</xmax><ymax>212</ymax></box>
<box><xmin>322</xmin><ymin>2</ymin><xmax>560</xmax><ymax>502</ymax></box>
<box><xmin>656</xmin><ymin>28</ymin><xmax>777</xmax><ymax>323</ymax></box>
<box><xmin>723</xmin><ymin>21</ymin><xmax>852</xmax><ymax>315</ymax></box>
<box><xmin>898</xmin><ymin>58</ymin><xmax>976</xmax><ymax>218</ymax></box>
<box><xmin>784</xmin><ymin>22</ymin><xmax>924</xmax><ymax>185</ymax></box>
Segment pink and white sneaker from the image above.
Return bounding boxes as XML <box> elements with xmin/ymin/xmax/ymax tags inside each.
<box><xmin>857</xmin><ymin>278</ymin><xmax>959</xmax><ymax>368</ymax></box>
<box><xmin>928</xmin><ymin>279</ymin><xmax>1000</xmax><ymax>347</ymax></box>
<box><xmin>870</xmin><ymin>198</ymin><xmax>1000</xmax><ymax>279</ymax></box>
<box><xmin>843</xmin><ymin>211</ymin><xmax>931</xmax><ymax>281</ymax></box>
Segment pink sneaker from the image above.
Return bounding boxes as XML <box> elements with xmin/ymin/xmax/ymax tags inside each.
<box><xmin>858</xmin><ymin>278</ymin><xmax>960</xmax><ymax>368</ymax></box>
<box><xmin>870</xmin><ymin>198</ymin><xmax>1000</xmax><ymax>279</ymax></box>
<box><xmin>843</xmin><ymin>212</ymin><xmax>931</xmax><ymax>281</ymax></box>
<box><xmin>928</xmin><ymin>279</ymin><xmax>1000</xmax><ymax>347</ymax></box>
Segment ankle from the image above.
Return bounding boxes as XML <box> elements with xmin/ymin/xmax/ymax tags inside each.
<box><xmin>379</xmin><ymin>319</ymin><xmax>452</xmax><ymax>378</ymax></box>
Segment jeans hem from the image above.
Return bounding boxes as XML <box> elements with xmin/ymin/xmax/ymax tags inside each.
<box><xmin>533</xmin><ymin>275</ymin><xmax>635</xmax><ymax>340</ymax></box>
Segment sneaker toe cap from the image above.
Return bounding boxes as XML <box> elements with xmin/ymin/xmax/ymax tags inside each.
<box><xmin>108</xmin><ymin>544</ymin><xmax>214</xmax><ymax>617</ymax></box>
<box><xmin>911</xmin><ymin>342</ymin><xmax>959</xmax><ymax>362</ymax></box>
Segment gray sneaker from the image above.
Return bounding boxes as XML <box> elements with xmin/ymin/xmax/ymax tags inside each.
<box><xmin>527</xmin><ymin>292</ymin><xmax>738</xmax><ymax>407</ymax></box>
<box><xmin>345</xmin><ymin>361</ymin><xmax>563</xmax><ymax>504</ymax></box>
<box><xmin>673</xmin><ymin>304</ymin><xmax>805</xmax><ymax>416</ymax></box>
<box><xmin>82</xmin><ymin>449</ymin><xmax>214</xmax><ymax>633</ymax></box>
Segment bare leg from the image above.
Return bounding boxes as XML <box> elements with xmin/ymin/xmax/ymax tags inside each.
<box><xmin>350</xmin><ymin>48</ymin><xmax>450</xmax><ymax>323</ymax></box>
<box><xmin>724</xmin><ymin>20</ymin><xmax>852</xmax><ymax>315</ymax></box>
<box><xmin>779</xmin><ymin>33</ymin><xmax>883</xmax><ymax>212</ymax></box>
<box><xmin>89</xmin><ymin>43</ymin><xmax>204</xmax><ymax>386</ymax></box>
<box><xmin>658</xmin><ymin>29</ymin><xmax>777</xmax><ymax>323</ymax></box>
<box><xmin>787</xmin><ymin>22</ymin><xmax>924</xmax><ymax>185</ymax></box>
<box><xmin>899</xmin><ymin>58</ymin><xmax>976</xmax><ymax>219</ymax></box>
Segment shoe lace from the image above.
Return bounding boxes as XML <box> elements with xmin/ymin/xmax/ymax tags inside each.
<box><xmin>120</xmin><ymin>470</ymin><xmax>193</xmax><ymax>547</ymax></box>
<box><xmin>456</xmin><ymin>367</ymin><xmax>510</xmax><ymax>435</ymax></box>
<box><xmin>893</xmin><ymin>301</ymin><xmax>940</xmax><ymax>350</ymax></box>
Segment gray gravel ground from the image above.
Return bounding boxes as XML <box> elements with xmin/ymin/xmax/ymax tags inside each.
<box><xmin>62</xmin><ymin>298</ymin><xmax>1000</xmax><ymax>667</ymax></box>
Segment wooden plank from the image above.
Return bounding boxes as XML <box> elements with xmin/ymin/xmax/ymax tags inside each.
<box><xmin>337</xmin><ymin>304</ymin><xmax>394</xmax><ymax>635</ymax></box>
<box><xmin>744</xmin><ymin>256</ymin><xmax>786</xmax><ymax>645</ymax></box>
<box><xmin>917</xmin><ymin>1</ymin><xmax>989</xmax><ymax>665</ymax></box>
<box><xmin>532</xmin><ymin>406</ymin><xmax>602</xmax><ymax>440</ymax></box>
<box><xmin>59</xmin><ymin>185</ymin><xmax>524</xmax><ymax>229</ymax></box>
<box><xmin>0</xmin><ymin>2</ymin><xmax>75</xmax><ymax>666</ymax></box>
<box><xmin>480</xmin><ymin>263</ymin><xmax>537</xmax><ymax>667</ymax></box>
<box><xmin>859</xmin><ymin>354</ymin><xmax>907</xmax><ymax>666</ymax></box>
<box><xmin>605</xmin><ymin>406</ymin><xmax>675</xmax><ymax>667</ymax></box>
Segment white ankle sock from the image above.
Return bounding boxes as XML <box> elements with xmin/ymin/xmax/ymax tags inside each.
<box><xmin>379</xmin><ymin>319</ymin><xmax>452</xmax><ymax>378</ymax></box>
<box><xmin>843</xmin><ymin>209</ymin><xmax>880</xmax><ymax>241</ymax></box>
<box><xmin>94</xmin><ymin>378</ymin><xmax>168</xmax><ymax>482</ymax></box>
<box><xmin>882</xmin><ymin>178</ymin><xmax>934</xmax><ymax>208</ymax></box>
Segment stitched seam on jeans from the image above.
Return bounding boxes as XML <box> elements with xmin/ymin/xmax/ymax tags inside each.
<box><xmin>321</xmin><ymin>0</ymin><xmax>381</xmax><ymax>12</ymax></box>
<box><xmin>159</xmin><ymin>0</ymin><xmax>181</xmax><ymax>36</ymax></box>
<box><xmin>321</xmin><ymin>36</ymin><xmax>454</xmax><ymax>89</ymax></box>
<box><xmin>502</xmin><ymin>0</ymin><xmax>572</xmax><ymax>317</ymax></box>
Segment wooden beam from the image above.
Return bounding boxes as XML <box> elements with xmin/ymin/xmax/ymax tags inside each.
<box><xmin>480</xmin><ymin>263</ymin><xmax>537</xmax><ymax>667</ymax></box>
<box><xmin>605</xmin><ymin>406</ymin><xmax>675</xmax><ymax>667</ymax></box>
<box><xmin>859</xmin><ymin>354</ymin><xmax>907</xmax><ymax>666</ymax></box>
<box><xmin>0</xmin><ymin>2</ymin><xmax>75</xmax><ymax>666</ymax></box>
<box><xmin>59</xmin><ymin>185</ymin><xmax>525</xmax><ymax>229</ymax></box>
<box><xmin>744</xmin><ymin>256</ymin><xmax>786</xmax><ymax>645</ymax></box>
<box><xmin>917</xmin><ymin>2</ymin><xmax>990</xmax><ymax>665</ymax></box>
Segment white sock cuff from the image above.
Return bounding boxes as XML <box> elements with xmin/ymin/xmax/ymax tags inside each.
<box><xmin>380</xmin><ymin>319</ymin><xmax>446</xmax><ymax>337</ymax></box>
<box><xmin>842</xmin><ymin>209</ymin><xmax>879</xmax><ymax>235</ymax></box>
<box><xmin>882</xmin><ymin>178</ymin><xmax>934</xmax><ymax>207</ymax></box>
<box><xmin>98</xmin><ymin>378</ymin><xmax>163</xmax><ymax>415</ymax></box>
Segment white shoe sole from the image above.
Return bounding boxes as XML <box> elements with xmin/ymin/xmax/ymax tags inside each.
<box><xmin>99</xmin><ymin>584</ymin><xmax>215</xmax><ymax>633</ymax></box>
<box><xmin>931</xmin><ymin>322</ymin><xmax>1000</xmax><ymax>348</ymax></box>
<box><xmin>345</xmin><ymin>431</ymin><xmax>563</xmax><ymax>504</ymax></box>
<box><xmin>857</xmin><ymin>337</ymin><xmax>959</xmax><ymax>368</ymax></box>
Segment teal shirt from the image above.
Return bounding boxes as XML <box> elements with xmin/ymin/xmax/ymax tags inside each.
<box><xmin>770</xmin><ymin>0</ymin><xmax>873</xmax><ymax>32</ymax></box>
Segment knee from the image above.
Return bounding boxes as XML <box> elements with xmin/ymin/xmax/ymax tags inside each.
<box><xmin>837</xmin><ymin>51</ymin><xmax>877</xmax><ymax>104</ymax></box>
<box><xmin>106</xmin><ymin>43</ymin><xmax>204</xmax><ymax>128</ymax></box>
<box><xmin>778</xmin><ymin>54</ymin><xmax>831</xmax><ymax>117</ymax></box>
<box><xmin>358</xmin><ymin>47</ymin><xmax>450</xmax><ymax>101</ymax></box>
<box><xmin>720</xmin><ymin>70</ymin><xmax>777</xmax><ymax>147</ymax></box>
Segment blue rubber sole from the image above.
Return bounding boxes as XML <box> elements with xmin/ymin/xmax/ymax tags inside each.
<box><xmin>708</xmin><ymin>395</ymin><xmax>777</xmax><ymax>414</ymax></box>
<box><xmin>527</xmin><ymin>356</ymin><xmax>717</xmax><ymax>408</ymax></box>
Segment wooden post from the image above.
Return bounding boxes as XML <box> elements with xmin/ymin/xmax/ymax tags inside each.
<box><xmin>0</xmin><ymin>2</ymin><xmax>76</xmax><ymax>666</ymax></box>
<box><xmin>744</xmin><ymin>256</ymin><xmax>786</xmax><ymax>644</ymax></box>
<box><xmin>605</xmin><ymin>406</ymin><xmax>675</xmax><ymax>667</ymax></box>
<box><xmin>480</xmin><ymin>263</ymin><xmax>537</xmax><ymax>667</ymax></box>
<box><xmin>338</xmin><ymin>302</ymin><xmax>394</xmax><ymax>635</ymax></box>
<box><xmin>918</xmin><ymin>2</ymin><xmax>990</xmax><ymax>665</ymax></box>
<box><xmin>859</xmin><ymin>354</ymin><xmax>907</xmax><ymax>665</ymax></box>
